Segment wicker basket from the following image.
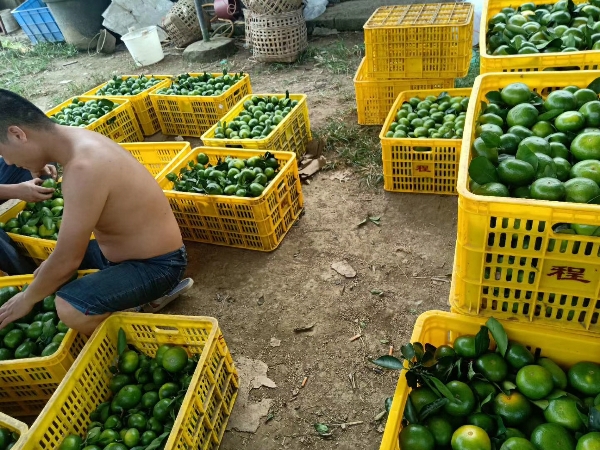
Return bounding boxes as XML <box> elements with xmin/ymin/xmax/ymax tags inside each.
<box><xmin>163</xmin><ymin>0</ymin><xmax>203</xmax><ymax>48</ymax></box>
<box><xmin>246</xmin><ymin>8</ymin><xmax>308</xmax><ymax>63</ymax></box>
<box><xmin>243</xmin><ymin>0</ymin><xmax>303</xmax><ymax>14</ymax></box>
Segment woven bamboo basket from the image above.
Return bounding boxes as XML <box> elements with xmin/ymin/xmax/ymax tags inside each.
<box><xmin>245</xmin><ymin>8</ymin><xmax>308</xmax><ymax>63</ymax></box>
<box><xmin>243</xmin><ymin>0</ymin><xmax>303</xmax><ymax>15</ymax></box>
<box><xmin>163</xmin><ymin>0</ymin><xmax>203</xmax><ymax>48</ymax></box>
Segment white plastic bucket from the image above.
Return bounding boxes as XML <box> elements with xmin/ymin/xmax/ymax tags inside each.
<box><xmin>121</xmin><ymin>26</ymin><xmax>164</xmax><ymax>67</ymax></box>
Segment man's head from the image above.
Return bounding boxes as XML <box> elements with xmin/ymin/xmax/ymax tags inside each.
<box><xmin>0</xmin><ymin>89</ymin><xmax>55</xmax><ymax>172</ymax></box>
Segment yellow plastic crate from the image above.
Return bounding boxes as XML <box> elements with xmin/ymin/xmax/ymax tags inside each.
<box><xmin>380</xmin><ymin>87</ymin><xmax>471</xmax><ymax>194</ymax></box>
<box><xmin>120</xmin><ymin>141</ymin><xmax>191</xmax><ymax>179</ymax></box>
<box><xmin>157</xmin><ymin>147</ymin><xmax>304</xmax><ymax>251</ymax></box>
<box><xmin>0</xmin><ymin>206</ymin><xmax>94</xmax><ymax>267</ymax></box>
<box><xmin>0</xmin><ymin>201</ymin><xmax>62</xmax><ymax>266</ymax></box>
<box><xmin>0</xmin><ymin>273</ymin><xmax>90</xmax><ymax>417</ymax></box>
<box><xmin>46</xmin><ymin>96</ymin><xmax>143</xmax><ymax>143</ymax></box>
<box><xmin>149</xmin><ymin>73</ymin><xmax>252</xmax><ymax>137</ymax></box>
<box><xmin>0</xmin><ymin>412</ymin><xmax>28</xmax><ymax>447</ymax></box>
<box><xmin>83</xmin><ymin>75</ymin><xmax>172</xmax><ymax>136</ymax></box>
<box><xmin>354</xmin><ymin>58</ymin><xmax>455</xmax><ymax>126</ymax></box>
<box><xmin>379</xmin><ymin>310</ymin><xmax>600</xmax><ymax>450</ymax></box>
<box><xmin>201</xmin><ymin>94</ymin><xmax>312</xmax><ymax>157</ymax></box>
<box><xmin>364</xmin><ymin>3</ymin><xmax>473</xmax><ymax>79</ymax></box>
<box><xmin>480</xmin><ymin>0</ymin><xmax>600</xmax><ymax>73</ymax></box>
<box><xmin>455</xmin><ymin>70</ymin><xmax>600</xmax><ymax>333</ymax></box>
<box><xmin>18</xmin><ymin>313</ymin><xmax>238</xmax><ymax>450</ymax></box>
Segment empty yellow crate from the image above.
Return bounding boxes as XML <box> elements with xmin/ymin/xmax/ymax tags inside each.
<box><xmin>379</xmin><ymin>310</ymin><xmax>600</xmax><ymax>449</ymax></box>
<box><xmin>455</xmin><ymin>70</ymin><xmax>600</xmax><ymax>333</ymax></box>
<box><xmin>18</xmin><ymin>313</ymin><xmax>238</xmax><ymax>450</ymax></box>
<box><xmin>157</xmin><ymin>147</ymin><xmax>304</xmax><ymax>251</ymax></box>
<box><xmin>0</xmin><ymin>273</ymin><xmax>89</xmax><ymax>417</ymax></box>
<box><xmin>201</xmin><ymin>94</ymin><xmax>312</xmax><ymax>157</ymax></box>
<box><xmin>149</xmin><ymin>73</ymin><xmax>252</xmax><ymax>137</ymax></box>
<box><xmin>354</xmin><ymin>57</ymin><xmax>455</xmax><ymax>126</ymax></box>
<box><xmin>380</xmin><ymin>87</ymin><xmax>471</xmax><ymax>194</ymax></box>
<box><xmin>364</xmin><ymin>3</ymin><xmax>473</xmax><ymax>79</ymax></box>
<box><xmin>120</xmin><ymin>141</ymin><xmax>191</xmax><ymax>179</ymax></box>
<box><xmin>480</xmin><ymin>0</ymin><xmax>600</xmax><ymax>73</ymax></box>
<box><xmin>46</xmin><ymin>96</ymin><xmax>143</xmax><ymax>143</ymax></box>
<box><xmin>0</xmin><ymin>412</ymin><xmax>28</xmax><ymax>447</ymax></box>
<box><xmin>83</xmin><ymin>75</ymin><xmax>172</xmax><ymax>136</ymax></box>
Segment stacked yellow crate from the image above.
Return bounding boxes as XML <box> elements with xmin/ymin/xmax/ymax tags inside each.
<box><xmin>354</xmin><ymin>3</ymin><xmax>474</xmax><ymax>126</ymax></box>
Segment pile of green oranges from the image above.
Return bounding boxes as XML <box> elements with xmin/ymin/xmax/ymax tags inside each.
<box><xmin>391</xmin><ymin>321</ymin><xmax>600</xmax><ymax>450</ymax></box>
<box><xmin>58</xmin><ymin>341</ymin><xmax>198</xmax><ymax>450</ymax></box>
<box><xmin>469</xmin><ymin>82</ymin><xmax>600</xmax><ymax>207</ymax></box>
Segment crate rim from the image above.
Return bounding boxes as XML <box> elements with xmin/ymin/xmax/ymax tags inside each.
<box><xmin>478</xmin><ymin>0</ymin><xmax>600</xmax><ymax>64</ymax></box>
<box><xmin>200</xmin><ymin>92</ymin><xmax>308</xmax><ymax>143</ymax></box>
<box><xmin>458</xmin><ymin>70</ymin><xmax>600</xmax><ymax>213</ymax></box>
<box><xmin>45</xmin><ymin>95</ymin><xmax>132</xmax><ymax>116</ymax></box>
<box><xmin>82</xmin><ymin>75</ymin><xmax>173</xmax><ymax>98</ymax></box>
<box><xmin>148</xmin><ymin>72</ymin><xmax>250</xmax><ymax>100</ymax></box>
<box><xmin>379</xmin><ymin>87</ymin><xmax>473</xmax><ymax>141</ymax></box>
<box><xmin>12</xmin><ymin>0</ymin><xmax>47</xmax><ymax>12</ymax></box>
<box><xmin>364</xmin><ymin>2</ymin><xmax>474</xmax><ymax>29</ymax></box>
<box><xmin>157</xmin><ymin>146</ymin><xmax>297</xmax><ymax>203</ymax></box>
<box><xmin>352</xmin><ymin>57</ymin><xmax>369</xmax><ymax>84</ymax></box>
<box><xmin>0</xmin><ymin>411</ymin><xmax>28</xmax><ymax>436</ymax></box>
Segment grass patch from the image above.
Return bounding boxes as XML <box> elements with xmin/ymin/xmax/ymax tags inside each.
<box><xmin>455</xmin><ymin>48</ymin><xmax>480</xmax><ymax>88</ymax></box>
<box><xmin>312</xmin><ymin>41</ymin><xmax>363</xmax><ymax>75</ymax></box>
<box><xmin>317</xmin><ymin>117</ymin><xmax>382</xmax><ymax>188</ymax></box>
<box><xmin>0</xmin><ymin>42</ymin><xmax>78</xmax><ymax>97</ymax></box>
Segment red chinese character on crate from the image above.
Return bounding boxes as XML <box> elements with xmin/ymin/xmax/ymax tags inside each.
<box><xmin>415</xmin><ymin>165</ymin><xmax>431</xmax><ymax>173</ymax></box>
<box><xmin>547</xmin><ymin>266</ymin><xmax>591</xmax><ymax>283</ymax></box>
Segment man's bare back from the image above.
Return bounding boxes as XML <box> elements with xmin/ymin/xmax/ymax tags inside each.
<box><xmin>62</xmin><ymin>128</ymin><xmax>182</xmax><ymax>262</ymax></box>
<box><xmin>0</xmin><ymin>88</ymin><xmax>188</xmax><ymax>335</ymax></box>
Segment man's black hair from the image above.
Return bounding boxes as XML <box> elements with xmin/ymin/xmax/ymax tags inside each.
<box><xmin>0</xmin><ymin>89</ymin><xmax>54</xmax><ymax>142</ymax></box>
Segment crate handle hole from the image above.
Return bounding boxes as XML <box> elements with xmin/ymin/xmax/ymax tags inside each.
<box><xmin>552</xmin><ymin>222</ymin><xmax>600</xmax><ymax>240</ymax></box>
<box><xmin>154</xmin><ymin>326</ymin><xmax>180</xmax><ymax>334</ymax></box>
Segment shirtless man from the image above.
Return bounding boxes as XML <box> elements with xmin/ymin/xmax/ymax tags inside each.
<box><xmin>0</xmin><ymin>89</ymin><xmax>191</xmax><ymax>335</ymax></box>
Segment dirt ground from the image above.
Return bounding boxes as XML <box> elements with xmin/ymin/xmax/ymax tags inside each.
<box><xmin>2</xmin><ymin>33</ymin><xmax>458</xmax><ymax>449</ymax></box>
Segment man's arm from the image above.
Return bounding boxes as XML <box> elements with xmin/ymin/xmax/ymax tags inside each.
<box><xmin>0</xmin><ymin>179</ymin><xmax>54</xmax><ymax>201</ymax></box>
<box><xmin>4</xmin><ymin>163</ymin><xmax>107</xmax><ymax>314</ymax></box>
<box><xmin>0</xmin><ymin>183</ymin><xmax>19</xmax><ymax>200</ymax></box>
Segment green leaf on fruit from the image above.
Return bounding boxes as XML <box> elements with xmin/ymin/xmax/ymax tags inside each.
<box><xmin>516</xmin><ymin>146</ymin><xmax>539</xmax><ymax>171</ymax></box>
<box><xmin>371</xmin><ymin>355</ymin><xmax>404</xmax><ymax>370</ymax></box>
<box><xmin>469</xmin><ymin>156</ymin><xmax>499</xmax><ymax>185</ymax></box>
<box><xmin>486</xmin><ymin>317</ymin><xmax>508</xmax><ymax>356</ymax></box>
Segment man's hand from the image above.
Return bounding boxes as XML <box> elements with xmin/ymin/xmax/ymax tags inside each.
<box><xmin>31</xmin><ymin>164</ymin><xmax>58</xmax><ymax>180</ymax></box>
<box><xmin>34</xmin><ymin>260</ymin><xmax>46</xmax><ymax>277</ymax></box>
<box><xmin>0</xmin><ymin>292</ymin><xmax>35</xmax><ymax>330</ymax></box>
<box><xmin>14</xmin><ymin>179</ymin><xmax>55</xmax><ymax>202</ymax></box>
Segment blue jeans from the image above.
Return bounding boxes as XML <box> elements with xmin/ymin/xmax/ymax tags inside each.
<box><xmin>0</xmin><ymin>231</ymin><xmax>109</xmax><ymax>275</ymax></box>
<box><xmin>57</xmin><ymin>246</ymin><xmax>187</xmax><ymax>315</ymax></box>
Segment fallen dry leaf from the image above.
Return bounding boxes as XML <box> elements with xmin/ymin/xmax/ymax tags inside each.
<box><xmin>293</xmin><ymin>323</ymin><xmax>315</xmax><ymax>333</ymax></box>
<box><xmin>331</xmin><ymin>260</ymin><xmax>356</xmax><ymax>278</ymax></box>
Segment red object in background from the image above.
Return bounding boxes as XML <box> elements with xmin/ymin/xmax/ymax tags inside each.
<box><xmin>214</xmin><ymin>0</ymin><xmax>238</xmax><ymax>19</ymax></box>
